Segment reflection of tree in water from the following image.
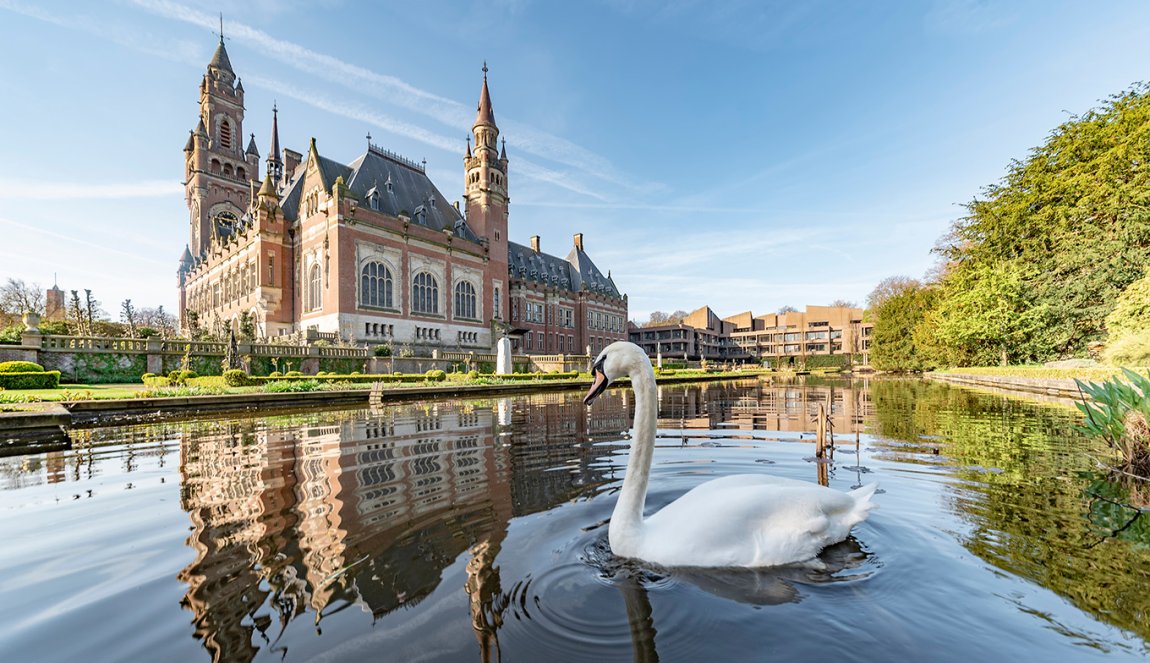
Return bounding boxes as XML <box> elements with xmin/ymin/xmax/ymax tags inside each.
<box><xmin>869</xmin><ymin>378</ymin><xmax>1150</xmax><ymax>643</ymax></box>
<box><xmin>466</xmin><ymin>538</ymin><xmax>507</xmax><ymax>663</ymax></box>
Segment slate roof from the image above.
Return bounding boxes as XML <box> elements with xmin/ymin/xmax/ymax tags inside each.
<box><xmin>279</xmin><ymin>147</ymin><xmax>478</xmax><ymax>242</ymax></box>
<box><xmin>209</xmin><ymin>39</ymin><xmax>234</xmax><ymax>75</ymax></box>
<box><xmin>508</xmin><ymin>242</ymin><xmax>622</xmax><ymax>298</ymax></box>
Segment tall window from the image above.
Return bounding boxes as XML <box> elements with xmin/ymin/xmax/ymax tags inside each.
<box><xmin>454</xmin><ymin>281</ymin><xmax>477</xmax><ymax>320</ymax></box>
<box><xmin>494</xmin><ymin>287</ymin><xmax>501</xmax><ymax>320</ymax></box>
<box><xmin>412</xmin><ymin>272</ymin><xmax>439</xmax><ymax>314</ymax></box>
<box><xmin>361</xmin><ymin>261</ymin><xmax>393</xmax><ymax>308</ymax></box>
<box><xmin>219</xmin><ymin>119</ymin><xmax>232</xmax><ymax>149</ymax></box>
<box><xmin>307</xmin><ymin>263</ymin><xmax>322</xmax><ymax>311</ymax></box>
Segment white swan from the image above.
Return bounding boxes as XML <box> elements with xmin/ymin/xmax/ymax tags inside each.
<box><xmin>584</xmin><ymin>341</ymin><xmax>878</xmax><ymax>568</ymax></box>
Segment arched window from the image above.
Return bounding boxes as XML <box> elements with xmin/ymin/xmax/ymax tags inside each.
<box><xmin>236</xmin><ymin>166</ymin><xmax>246</xmax><ymax>181</ymax></box>
<box><xmin>360</xmin><ymin>261</ymin><xmax>393</xmax><ymax>308</ymax></box>
<box><xmin>411</xmin><ymin>272</ymin><xmax>438</xmax><ymax>315</ymax></box>
<box><xmin>454</xmin><ymin>281</ymin><xmax>477</xmax><ymax>320</ymax></box>
<box><xmin>307</xmin><ymin>263</ymin><xmax>322</xmax><ymax>311</ymax></box>
<box><xmin>223</xmin><ymin>163</ymin><xmax>233</xmax><ymax>177</ymax></box>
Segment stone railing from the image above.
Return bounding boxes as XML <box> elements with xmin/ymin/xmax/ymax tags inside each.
<box><xmin>41</xmin><ymin>335</ymin><xmax>149</xmax><ymax>352</ymax></box>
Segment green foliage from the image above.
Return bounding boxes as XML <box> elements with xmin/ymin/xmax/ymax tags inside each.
<box><xmin>268</xmin><ymin>371</ymin><xmax>282</xmax><ymax>378</ymax></box>
<box><xmin>929</xmin><ymin>262</ymin><xmax>1051</xmax><ymax>366</ymax></box>
<box><xmin>223</xmin><ymin>369</ymin><xmax>252</xmax><ymax>387</ymax></box>
<box><xmin>467</xmin><ymin>370</ymin><xmax>479</xmax><ymax>379</ymax></box>
<box><xmin>166</xmin><ymin>370</ymin><xmax>198</xmax><ymax>386</ymax></box>
<box><xmin>263</xmin><ymin>379</ymin><xmax>320</xmax><ymax>393</ymax></box>
<box><xmin>143</xmin><ymin>375</ymin><xmax>170</xmax><ymax>387</ymax></box>
<box><xmin>869</xmin><ymin>282</ymin><xmax>938</xmax><ymax>371</ymax></box>
<box><xmin>0</xmin><ymin>325</ymin><xmax>22</xmax><ymax>345</ymax></box>
<box><xmin>932</xmin><ymin>83</ymin><xmax>1150</xmax><ymax>362</ymax></box>
<box><xmin>0</xmin><ymin>361</ymin><xmax>44</xmax><ymax>373</ymax></box>
<box><xmin>372</xmin><ymin>344</ymin><xmax>392</xmax><ymax>357</ymax></box>
<box><xmin>1103</xmin><ymin>330</ymin><xmax>1150</xmax><ymax>367</ymax></box>
<box><xmin>1106</xmin><ymin>273</ymin><xmax>1150</xmax><ymax>340</ymax></box>
<box><xmin>187</xmin><ymin>376</ymin><xmax>229</xmax><ymax>389</ymax></box>
<box><xmin>1075</xmin><ymin>369</ymin><xmax>1150</xmax><ymax>473</ymax></box>
<box><xmin>0</xmin><ymin>371</ymin><xmax>60</xmax><ymax>389</ymax></box>
<box><xmin>425</xmin><ymin>369</ymin><xmax>446</xmax><ymax>382</ymax></box>
<box><xmin>285</xmin><ymin>371</ymin><xmax>303</xmax><ymax>377</ymax></box>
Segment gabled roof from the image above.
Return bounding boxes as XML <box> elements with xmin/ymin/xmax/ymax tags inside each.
<box><xmin>506</xmin><ymin>241</ymin><xmax>622</xmax><ymax>298</ymax></box>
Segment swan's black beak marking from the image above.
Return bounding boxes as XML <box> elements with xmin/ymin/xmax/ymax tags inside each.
<box><xmin>584</xmin><ymin>359</ymin><xmax>609</xmax><ymax>406</ymax></box>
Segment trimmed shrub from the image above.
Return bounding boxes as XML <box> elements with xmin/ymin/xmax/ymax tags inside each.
<box><xmin>425</xmin><ymin>369</ymin><xmax>446</xmax><ymax>382</ymax></box>
<box><xmin>143</xmin><ymin>375</ymin><xmax>171</xmax><ymax>387</ymax></box>
<box><xmin>285</xmin><ymin>370</ymin><xmax>303</xmax><ymax>377</ymax></box>
<box><xmin>187</xmin><ymin>376</ymin><xmax>228</xmax><ymax>389</ymax></box>
<box><xmin>268</xmin><ymin>371</ymin><xmax>282</xmax><ymax>378</ymax></box>
<box><xmin>468</xmin><ymin>370</ymin><xmax>479</xmax><ymax>379</ymax></box>
<box><xmin>223</xmin><ymin>369</ymin><xmax>252</xmax><ymax>387</ymax></box>
<box><xmin>141</xmin><ymin>372</ymin><xmax>156</xmax><ymax>380</ymax></box>
<box><xmin>372</xmin><ymin>344</ymin><xmax>392</xmax><ymax>357</ymax></box>
<box><xmin>0</xmin><ymin>361</ymin><xmax>45</xmax><ymax>373</ymax></box>
<box><xmin>0</xmin><ymin>371</ymin><xmax>61</xmax><ymax>389</ymax></box>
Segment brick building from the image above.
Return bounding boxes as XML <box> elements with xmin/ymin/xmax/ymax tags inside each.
<box><xmin>177</xmin><ymin>38</ymin><xmax>626</xmax><ymax>354</ymax></box>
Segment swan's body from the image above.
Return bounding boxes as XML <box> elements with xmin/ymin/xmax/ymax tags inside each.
<box><xmin>584</xmin><ymin>342</ymin><xmax>878</xmax><ymax>568</ymax></box>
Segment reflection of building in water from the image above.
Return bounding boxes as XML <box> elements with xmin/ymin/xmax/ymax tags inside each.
<box><xmin>176</xmin><ymin>396</ymin><xmax>622</xmax><ymax>663</ymax></box>
<box><xmin>657</xmin><ymin>380</ymin><xmax>873</xmax><ymax>436</ymax></box>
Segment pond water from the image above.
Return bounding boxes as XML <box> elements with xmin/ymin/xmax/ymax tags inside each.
<box><xmin>1</xmin><ymin>378</ymin><xmax>1148</xmax><ymax>662</ymax></box>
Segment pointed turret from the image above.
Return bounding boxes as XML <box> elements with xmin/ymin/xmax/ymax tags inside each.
<box><xmin>245</xmin><ymin>133</ymin><xmax>259</xmax><ymax>158</ymax></box>
<box><xmin>258</xmin><ymin>173</ymin><xmax>277</xmax><ymax>201</ymax></box>
<box><xmin>234</xmin><ymin>77</ymin><xmax>244</xmax><ymax>93</ymax></box>
<box><xmin>267</xmin><ymin>104</ymin><xmax>283</xmax><ymax>188</ymax></box>
<box><xmin>208</xmin><ymin>37</ymin><xmax>235</xmax><ymax>83</ymax></box>
<box><xmin>466</xmin><ymin>136</ymin><xmax>472</xmax><ymax>158</ymax></box>
<box><xmin>184</xmin><ymin>131</ymin><xmax>195</xmax><ymax>153</ymax></box>
<box><xmin>500</xmin><ymin>137</ymin><xmax>507</xmax><ymax>161</ymax></box>
<box><xmin>475</xmin><ymin>62</ymin><xmax>497</xmax><ymax>128</ymax></box>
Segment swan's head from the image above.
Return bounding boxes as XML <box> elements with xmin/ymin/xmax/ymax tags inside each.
<box><xmin>584</xmin><ymin>341</ymin><xmax>650</xmax><ymax>406</ymax></box>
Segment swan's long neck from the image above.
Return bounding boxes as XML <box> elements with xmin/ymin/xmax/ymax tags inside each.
<box><xmin>611</xmin><ymin>359</ymin><xmax>658</xmax><ymax>542</ymax></box>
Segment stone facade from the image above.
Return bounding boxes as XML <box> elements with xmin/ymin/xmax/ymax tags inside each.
<box><xmin>177</xmin><ymin>42</ymin><xmax>626</xmax><ymax>355</ymax></box>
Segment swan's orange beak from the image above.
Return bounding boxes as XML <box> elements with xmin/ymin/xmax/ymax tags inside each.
<box><xmin>584</xmin><ymin>365</ymin><xmax>609</xmax><ymax>406</ymax></box>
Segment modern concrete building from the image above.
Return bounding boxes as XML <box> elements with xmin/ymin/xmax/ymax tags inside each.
<box><xmin>629</xmin><ymin>305</ymin><xmax>872</xmax><ymax>366</ymax></box>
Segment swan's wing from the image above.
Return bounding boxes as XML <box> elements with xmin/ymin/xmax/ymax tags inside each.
<box><xmin>642</xmin><ymin>483</ymin><xmax>873</xmax><ymax>567</ymax></box>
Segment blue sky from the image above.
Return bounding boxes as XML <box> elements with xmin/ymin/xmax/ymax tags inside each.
<box><xmin>1</xmin><ymin>0</ymin><xmax>1149</xmax><ymax>322</ymax></box>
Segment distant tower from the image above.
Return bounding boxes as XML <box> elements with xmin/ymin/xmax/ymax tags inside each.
<box><xmin>183</xmin><ymin>31</ymin><xmax>257</xmax><ymax>258</ymax></box>
<box><xmin>463</xmin><ymin>63</ymin><xmax>510</xmax><ymax>268</ymax></box>
<box><xmin>44</xmin><ymin>283</ymin><xmax>65</xmax><ymax>322</ymax></box>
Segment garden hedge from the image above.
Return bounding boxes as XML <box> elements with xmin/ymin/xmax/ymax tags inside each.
<box><xmin>0</xmin><ymin>370</ymin><xmax>61</xmax><ymax>389</ymax></box>
<box><xmin>0</xmin><ymin>361</ymin><xmax>45</xmax><ymax>373</ymax></box>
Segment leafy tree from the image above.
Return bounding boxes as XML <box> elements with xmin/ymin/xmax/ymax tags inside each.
<box><xmin>929</xmin><ymin>262</ymin><xmax>1050</xmax><ymax>366</ymax></box>
<box><xmin>1105</xmin><ymin>272</ymin><xmax>1150</xmax><ymax>340</ymax></box>
<box><xmin>869</xmin><ymin>282</ymin><xmax>938</xmax><ymax>371</ymax></box>
<box><xmin>934</xmin><ymin>83</ymin><xmax>1150</xmax><ymax>361</ymax></box>
<box><xmin>238</xmin><ymin>310</ymin><xmax>256</xmax><ymax>341</ymax></box>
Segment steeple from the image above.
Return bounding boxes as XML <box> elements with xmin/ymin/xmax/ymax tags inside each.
<box><xmin>245</xmin><ymin>133</ymin><xmax>259</xmax><ymax>159</ymax></box>
<box><xmin>266</xmin><ymin>103</ymin><xmax>283</xmax><ymax>188</ymax></box>
<box><xmin>208</xmin><ymin>38</ymin><xmax>235</xmax><ymax>84</ymax></box>
<box><xmin>475</xmin><ymin>62</ymin><xmax>496</xmax><ymax>128</ymax></box>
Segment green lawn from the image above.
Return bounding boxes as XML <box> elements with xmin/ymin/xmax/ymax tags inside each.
<box><xmin>934</xmin><ymin>365</ymin><xmax>1149</xmax><ymax>382</ymax></box>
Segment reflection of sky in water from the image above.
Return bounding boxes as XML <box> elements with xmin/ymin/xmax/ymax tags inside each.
<box><xmin>0</xmin><ymin>378</ymin><xmax>1148</xmax><ymax>662</ymax></box>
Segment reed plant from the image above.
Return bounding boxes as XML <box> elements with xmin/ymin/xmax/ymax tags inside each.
<box><xmin>1076</xmin><ymin>368</ymin><xmax>1150</xmax><ymax>476</ymax></box>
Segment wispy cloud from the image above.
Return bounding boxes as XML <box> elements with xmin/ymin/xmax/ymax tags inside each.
<box><xmin>0</xmin><ymin>178</ymin><xmax>182</xmax><ymax>200</ymax></box>
<box><xmin>0</xmin><ymin>216</ymin><xmax>169</xmax><ymax>265</ymax></box>
<box><xmin>128</xmin><ymin>0</ymin><xmax>657</xmax><ymax>196</ymax></box>
<box><xmin>925</xmin><ymin>0</ymin><xmax>1016</xmax><ymax>35</ymax></box>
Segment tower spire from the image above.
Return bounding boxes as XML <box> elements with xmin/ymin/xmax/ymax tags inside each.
<box><xmin>266</xmin><ymin>102</ymin><xmax>283</xmax><ymax>188</ymax></box>
<box><xmin>475</xmin><ymin>62</ymin><xmax>496</xmax><ymax>128</ymax></box>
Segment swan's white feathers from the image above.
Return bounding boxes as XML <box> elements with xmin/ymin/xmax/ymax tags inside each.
<box><xmin>594</xmin><ymin>341</ymin><xmax>879</xmax><ymax>569</ymax></box>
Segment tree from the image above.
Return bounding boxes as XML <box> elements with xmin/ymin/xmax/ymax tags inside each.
<box><xmin>120</xmin><ymin>299</ymin><xmax>138</xmax><ymax>337</ymax></box>
<box><xmin>0</xmin><ymin>278</ymin><xmax>44</xmax><ymax>318</ymax></box>
<box><xmin>138</xmin><ymin>305</ymin><xmax>177</xmax><ymax>336</ymax></box>
<box><xmin>933</xmin><ymin>83</ymin><xmax>1150</xmax><ymax>360</ymax></box>
<box><xmin>866</xmin><ymin>276</ymin><xmax>920</xmax><ymax>310</ymax></box>
<box><xmin>830</xmin><ymin>299</ymin><xmax>858</xmax><ymax>309</ymax></box>
<box><xmin>777</xmin><ymin>305</ymin><xmax>798</xmax><ymax>314</ymax></box>
<box><xmin>69</xmin><ymin>290</ymin><xmax>86</xmax><ymax>335</ymax></box>
<box><xmin>238</xmin><ymin>310</ymin><xmax>256</xmax><ymax>341</ymax></box>
<box><xmin>869</xmin><ymin>282</ymin><xmax>938</xmax><ymax>371</ymax></box>
<box><xmin>1106</xmin><ymin>272</ymin><xmax>1150</xmax><ymax>340</ymax></box>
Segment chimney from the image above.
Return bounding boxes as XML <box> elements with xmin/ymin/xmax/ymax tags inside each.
<box><xmin>530</xmin><ymin>235</ymin><xmax>540</xmax><ymax>253</ymax></box>
<box><xmin>574</xmin><ymin>233</ymin><xmax>584</xmax><ymax>252</ymax></box>
<box><xmin>282</xmin><ymin>148</ymin><xmax>303</xmax><ymax>180</ymax></box>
